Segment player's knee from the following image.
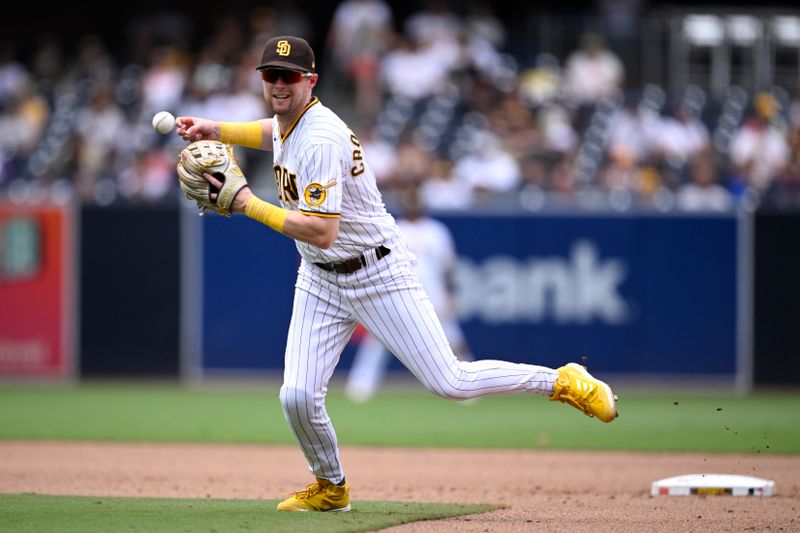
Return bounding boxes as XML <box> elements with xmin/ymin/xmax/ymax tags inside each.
<box><xmin>279</xmin><ymin>385</ymin><xmax>314</xmax><ymax>414</ymax></box>
<box><xmin>432</xmin><ymin>381</ymin><xmax>473</xmax><ymax>401</ymax></box>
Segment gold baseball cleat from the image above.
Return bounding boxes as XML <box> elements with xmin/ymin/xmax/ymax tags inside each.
<box><xmin>550</xmin><ymin>363</ymin><xmax>618</xmax><ymax>423</ymax></box>
<box><xmin>276</xmin><ymin>477</ymin><xmax>351</xmax><ymax>512</ymax></box>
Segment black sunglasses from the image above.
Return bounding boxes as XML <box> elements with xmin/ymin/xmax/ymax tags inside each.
<box><xmin>260</xmin><ymin>69</ymin><xmax>312</xmax><ymax>84</ymax></box>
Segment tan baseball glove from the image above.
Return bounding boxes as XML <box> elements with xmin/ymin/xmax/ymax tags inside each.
<box><xmin>176</xmin><ymin>140</ymin><xmax>248</xmax><ymax>216</ymax></box>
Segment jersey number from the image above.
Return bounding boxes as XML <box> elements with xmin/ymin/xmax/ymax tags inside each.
<box><xmin>274</xmin><ymin>165</ymin><xmax>299</xmax><ymax>202</ymax></box>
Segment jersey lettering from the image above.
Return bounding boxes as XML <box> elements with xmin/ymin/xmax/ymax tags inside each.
<box><xmin>350</xmin><ymin>133</ymin><xmax>365</xmax><ymax>176</ymax></box>
<box><xmin>274</xmin><ymin>165</ymin><xmax>299</xmax><ymax>202</ymax></box>
<box><xmin>274</xmin><ymin>101</ymin><xmax>396</xmax><ymax>263</ymax></box>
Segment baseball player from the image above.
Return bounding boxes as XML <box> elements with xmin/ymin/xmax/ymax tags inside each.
<box><xmin>345</xmin><ymin>186</ymin><xmax>473</xmax><ymax>403</ymax></box>
<box><xmin>176</xmin><ymin>35</ymin><xmax>618</xmax><ymax>513</ymax></box>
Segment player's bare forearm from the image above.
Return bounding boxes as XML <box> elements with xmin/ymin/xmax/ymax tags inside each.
<box><xmin>283</xmin><ymin>212</ymin><xmax>339</xmax><ymax>249</ymax></box>
<box><xmin>258</xmin><ymin>119</ymin><xmax>273</xmax><ymax>149</ymax></box>
<box><xmin>237</xmin><ymin>189</ymin><xmax>339</xmax><ymax>248</ymax></box>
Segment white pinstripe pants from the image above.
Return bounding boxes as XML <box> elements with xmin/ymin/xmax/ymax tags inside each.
<box><xmin>280</xmin><ymin>241</ymin><xmax>558</xmax><ymax>484</ymax></box>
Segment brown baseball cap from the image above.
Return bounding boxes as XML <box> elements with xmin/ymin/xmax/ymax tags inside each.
<box><xmin>257</xmin><ymin>36</ymin><xmax>316</xmax><ymax>73</ymax></box>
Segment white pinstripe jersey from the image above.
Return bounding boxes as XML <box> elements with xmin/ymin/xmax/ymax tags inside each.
<box><xmin>271</xmin><ymin>97</ymin><xmax>397</xmax><ymax>264</ymax></box>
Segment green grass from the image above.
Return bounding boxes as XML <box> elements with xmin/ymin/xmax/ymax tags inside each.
<box><xmin>0</xmin><ymin>382</ymin><xmax>798</xmax><ymax>453</ymax></box>
<box><xmin>0</xmin><ymin>493</ymin><xmax>499</xmax><ymax>533</ymax></box>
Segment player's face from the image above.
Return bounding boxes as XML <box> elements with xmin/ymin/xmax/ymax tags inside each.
<box><xmin>261</xmin><ymin>69</ymin><xmax>317</xmax><ymax>118</ymax></box>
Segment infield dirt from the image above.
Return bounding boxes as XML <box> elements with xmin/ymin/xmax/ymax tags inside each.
<box><xmin>1</xmin><ymin>442</ymin><xmax>797</xmax><ymax>532</ymax></box>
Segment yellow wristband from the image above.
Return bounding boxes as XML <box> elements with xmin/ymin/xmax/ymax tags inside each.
<box><xmin>219</xmin><ymin>121</ymin><xmax>263</xmax><ymax>149</ymax></box>
<box><xmin>245</xmin><ymin>195</ymin><xmax>289</xmax><ymax>234</ymax></box>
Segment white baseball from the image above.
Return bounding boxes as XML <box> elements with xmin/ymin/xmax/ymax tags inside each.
<box><xmin>152</xmin><ymin>111</ymin><xmax>175</xmax><ymax>135</ymax></box>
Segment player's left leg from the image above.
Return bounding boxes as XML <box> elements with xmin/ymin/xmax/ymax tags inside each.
<box><xmin>347</xmin><ymin>252</ymin><xmax>617</xmax><ymax>422</ymax></box>
<box><xmin>347</xmin><ymin>253</ymin><xmax>557</xmax><ymax>399</ymax></box>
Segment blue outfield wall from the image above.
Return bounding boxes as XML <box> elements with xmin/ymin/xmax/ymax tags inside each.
<box><xmin>201</xmin><ymin>216</ymin><xmax>298</xmax><ymax>372</ymax></box>
<box><xmin>445</xmin><ymin>214</ymin><xmax>737</xmax><ymax>375</ymax></box>
<box><xmin>200</xmin><ymin>213</ymin><xmax>738</xmax><ymax>377</ymax></box>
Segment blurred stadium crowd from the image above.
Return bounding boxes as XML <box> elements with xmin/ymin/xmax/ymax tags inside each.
<box><xmin>1</xmin><ymin>0</ymin><xmax>799</xmax><ymax>212</ymax></box>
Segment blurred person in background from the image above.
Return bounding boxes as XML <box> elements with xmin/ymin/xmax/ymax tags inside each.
<box><xmin>653</xmin><ymin>100</ymin><xmax>710</xmax><ymax>166</ymax></box>
<box><xmin>460</xmin><ymin>2</ymin><xmax>511</xmax><ymax>87</ymax></box>
<box><xmin>404</xmin><ymin>0</ymin><xmax>462</xmax><ymax>50</ymax></box>
<box><xmin>548</xmin><ymin>152</ymin><xmax>580</xmax><ymax>199</ymax></box>
<box><xmin>191</xmin><ymin>46</ymin><xmax>235</xmax><ymax>116</ymax></box>
<box><xmin>140</xmin><ymin>45</ymin><xmax>188</xmax><ymax>116</ymax></box>
<box><xmin>392</xmin><ymin>133</ymin><xmax>434</xmax><ymax>190</ymax></box>
<box><xmin>599</xmin><ymin>142</ymin><xmax>658</xmax><ymax>199</ymax></box>
<box><xmin>562</xmin><ymin>32</ymin><xmax>624</xmax><ymax>129</ymax></box>
<box><xmin>604</xmin><ymin>91</ymin><xmax>656</xmax><ymax>166</ymax></box>
<box><xmin>224</xmin><ymin>56</ymin><xmax>270</xmax><ymax>123</ymax></box>
<box><xmin>729</xmin><ymin>91</ymin><xmax>791</xmax><ymax>193</ymax></box>
<box><xmin>73</xmin><ymin>83</ymin><xmax>126</xmax><ymax>201</ymax></box>
<box><xmin>675</xmin><ymin>151</ymin><xmax>734</xmax><ymax>211</ymax></box>
<box><xmin>451</xmin><ymin>130</ymin><xmax>521</xmax><ymax>199</ymax></box>
<box><xmin>403</xmin><ymin>0</ymin><xmax>466</xmax><ymax>88</ymax></box>
<box><xmin>539</xmin><ymin>103</ymin><xmax>579</xmax><ymax>156</ymax></box>
<box><xmin>326</xmin><ymin>0</ymin><xmax>394</xmax><ymax>118</ymax></box>
<box><xmin>486</xmin><ymin>88</ymin><xmax>542</xmax><ymax>161</ymax></box>
<box><xmin>379</xmin><ymin>34</ymin><xmax>452</xmax><ymax>102</ymax></box>
<box><xmin>518</xmin><ymin>53</ymin><xmax>562</xmax><ymax>108</ymax></box>
<box><xmin>600</xmin><ymin>92</ymin><xmax>663</xmax><ymax>199</ymax></box>
<box><xmin>762</xmin><ymin>92</ymin><xmax>800</xmax><ymax>209</ymax></box>
<box><xmin>418</xmin><ymin>157</ymin><xmax>474</xmax><ymax>210</ymax></box>
<box><xmin>562</xmin><ymin>32</ymin><xmax>624</xmax><ymax>106</ymax></box>
<box><xmin>117</xmin><ymin>148</ymin><xmax>175</xmax><ymax>202</ymax></box>
<box><xmin>346</xmin><ymin>185</ymin><xmax>472</xmax><ymax>402</ymax></box>
<box><xmin>0</xmin><ymin>74</ymin><xmax>49</xmax><ymax>186</ymax></box>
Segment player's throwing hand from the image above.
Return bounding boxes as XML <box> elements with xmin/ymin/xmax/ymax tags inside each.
<box><xmin>175</xmin><ymin>116</ymin><xmax>221</xmax><ymax>143</ymax></box>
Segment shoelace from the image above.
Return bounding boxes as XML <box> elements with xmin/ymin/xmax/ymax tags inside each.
<box><xmin>293</xmin><ymin>482</ymin><xmax>324</xmax><ymax>500</ymax></box>
<box><xmin>558</xmin><ymin>385</ymin><xmax>596</xmax><ymax>418</ymax></box>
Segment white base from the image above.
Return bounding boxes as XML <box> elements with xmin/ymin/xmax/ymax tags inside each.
<box><xmin>651</xmin><ymin>474</ymin><xmax>775</xmax><ymax>496</ymax></box>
